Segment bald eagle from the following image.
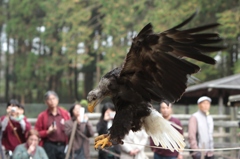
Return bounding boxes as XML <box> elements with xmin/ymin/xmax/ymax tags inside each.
<box><xmin>87</xmin><ymin>12</ymin><xmax>224</xmax><ymax>151</ymax></box>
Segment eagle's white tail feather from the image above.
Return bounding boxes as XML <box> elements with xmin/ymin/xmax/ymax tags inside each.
<box><xmin>142</xmin><ymin>108</ymin><xmax>185</xmax><ymax>152</ymax></box>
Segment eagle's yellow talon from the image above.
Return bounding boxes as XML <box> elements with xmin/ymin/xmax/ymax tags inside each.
<box><xmin>95</xmin><ymin>134</ymin><xmax>107</xmax><ymax>142</ymax></box>
<box><xmin>94</xmin><ymin>134</ymin><xmax>112</xmax><ymax>149</ymax></box>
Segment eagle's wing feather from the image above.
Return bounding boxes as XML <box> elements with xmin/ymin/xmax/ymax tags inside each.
<box><xmin>119</xmin><ymin>12</ymin><xmax>224</xmax><ymax>103</ymax></box>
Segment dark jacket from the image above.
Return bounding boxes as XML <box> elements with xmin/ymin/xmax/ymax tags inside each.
<box><xmin>97</xmin><ymin>120</ymin><xmax>120</xmax><ymax>159</ymax></box>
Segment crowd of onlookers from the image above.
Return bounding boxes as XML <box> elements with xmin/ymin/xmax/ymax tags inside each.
<box><xmin>0</xmin><ymin>90</ymin><xmax>214</xmax><ymax>159</ymax></box>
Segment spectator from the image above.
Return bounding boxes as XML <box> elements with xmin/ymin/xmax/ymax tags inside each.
<box><xmin>97</xmin><ymin>102</ymin><xmax>120</xmax><ymax>159</ymax></box>
<box><xmin>150</xmin><ymin>101</ymin><xmax>183</xmax><ymax>159</ymax></box>
<box><xmin>1</xmin><ymin>99</ymin><xmax>31</xmax><ymax>157</ymax></box>
<box><xmin>35</xmin><ymin>91</ymin><xmax>70</xmax><ymax>159</ymax></box>
<box><xmin>188</xmin><ymin>96</ymin><xmax>214</xmax><ymax>159</ymax></box>
<box><xmin>65</xmin><ymin>103</ymin><xmax>94</xmax><ymax>159</ymax></box>
<box><xmin>120</xmin><ymin>129</ymin><xmax>149</xmax><ymax>159</ymax></box>
<box><xmin>16</xmin><ymin>104</ymin><xmax>25</xmax><ymax>121</ymax></box>
<box><xmin>12</xmin><ymin>129</ymin><xmax>49</xmax><ymax>159</ymax></box>
<box><xmin>0</xmin><ymin>118</ymin><xmax>5</xmax><ymax>159</ymax></box>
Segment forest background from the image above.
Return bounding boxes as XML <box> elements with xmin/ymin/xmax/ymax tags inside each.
<box><xmin>0</xmin><ymin>0</ymin><xmax>239</xmax><ymax>114</ymax></box>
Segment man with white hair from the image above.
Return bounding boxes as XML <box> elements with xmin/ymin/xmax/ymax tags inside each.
<box><xmin>35</xmin><ymin>91</ymin><xmax>70</xmax><ymax>159</ymax></box>
<box><xmin>188</xmin><ymin>96</ymin><xmax>214</xmax><ymax>159</ymax></box>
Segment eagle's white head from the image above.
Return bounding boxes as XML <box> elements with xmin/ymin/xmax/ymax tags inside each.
<box><xmin>87</xmin><ymin>78</ymin><xmax>111</xmax><ymax>112</ymax></box>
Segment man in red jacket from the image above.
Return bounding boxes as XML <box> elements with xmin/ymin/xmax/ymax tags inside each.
<box><xmin>35</xmin><ymin>91</ymin><xmax>70</xmax><ymax>159</ymax></box>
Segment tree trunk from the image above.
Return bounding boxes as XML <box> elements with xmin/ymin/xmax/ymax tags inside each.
<box><xmin>4</xmin><ymin>37</ymin><xmax>10</xmax><ymax>101</ymax></box>
<box><xmin>4</xmin><ymin>2</ymin><xmax>10</xmax><ymax>101</ymax></box>
<box><xmin>84</xmin><ymin>72</ymin><xmax>94</xmax><ymax>98</ymax></box>
<box><xmin>74</xmin><ymin>66</ymin><xmax>79</xmax><ymax>101</ymax></box>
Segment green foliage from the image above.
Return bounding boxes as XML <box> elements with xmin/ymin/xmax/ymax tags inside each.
<box><xmin>234</xmin><ymin>61</ymin><xmax>240</xmax><ymax>73</ymax></box>
<box><xmin>0</xmin><ymin>0</ymin><xmax>239</xmax><ymax>103</ymax></box>
<box><xmin>14</xmin><ymin>53</ymin><xmax>38</xmax><ymax>93</ymax></box>
<box><xmin>217</xmin><ymin>6</ymin><xmax>239</xmax><ymax>39</ymax></box>
<box><xmin>7</xmin><ymin>0</ymin><xmax>42</xmax><ymax>38</ymax></box>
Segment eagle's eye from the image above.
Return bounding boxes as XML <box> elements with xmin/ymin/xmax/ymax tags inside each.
<box><xmin>92</xmin><ymin>96</ymin><xmax>97</xmax><ymax>101</ymax></box>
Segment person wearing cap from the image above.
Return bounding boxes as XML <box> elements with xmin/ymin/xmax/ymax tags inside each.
<box><xmin>0</xmin><ymin>99</ymin><xmax>31</xmax><ymax>156</ymax></box>
<box><xmin>35</xmin><ymin>91</ymin><xmax>70</xmax><ymax>159</ymax></box>
<box><xmin>0</xmin><ymin>121</ymin><xmax>4</xmax><ymax>159</ymax></box>
<box><xmin>188</xmin><ymin>96</ymin><xmax>214</xmax><ymax>159</ymax></box>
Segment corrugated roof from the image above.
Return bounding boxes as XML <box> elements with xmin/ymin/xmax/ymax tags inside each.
<box><xmin>176</xmin><ymin>74</ymin><xmax>240</xmax><ymax>105</ymax></box>
<box><xmin>186</xmin><ymin>73</ymin><xmax>240</xmax><ymax>92</ymax></box>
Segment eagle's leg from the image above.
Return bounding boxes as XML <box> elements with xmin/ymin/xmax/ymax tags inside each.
<box><xmin>94</xmin><ymin>134</ymin><xmax>112</xmax><ymax>149</ymax></box>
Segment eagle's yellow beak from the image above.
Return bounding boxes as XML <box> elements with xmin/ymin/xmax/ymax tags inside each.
<box><xmin>88</xmin><ymin>101</ymin><xmax>97</xmax><ymax>113</ymax></box>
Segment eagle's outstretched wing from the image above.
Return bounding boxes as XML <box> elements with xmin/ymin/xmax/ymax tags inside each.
<box><xmin>119</xmin><ymin>12</ymin><xmax>224</xmax><ymax>103</ymax></box>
